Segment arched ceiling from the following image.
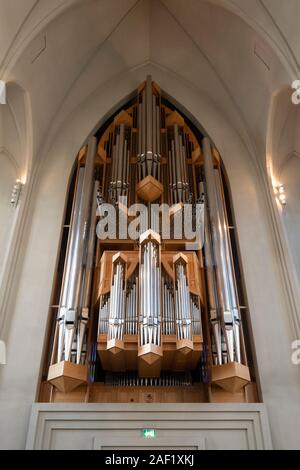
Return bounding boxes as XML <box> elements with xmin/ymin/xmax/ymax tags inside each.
<box><xmin>0</xmin><ymin>0</ymin><xmax>298</xmax><ymax>180</ymax></box>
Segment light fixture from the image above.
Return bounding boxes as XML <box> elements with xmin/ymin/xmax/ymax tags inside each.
<box><xmin>0</xmin><ymin>80</ymin><xmax>6</xmax><ymax>105</ymax></box>
<box><xmin>0</xmin><ymin>340</ymin><xmax>6</xmax><ymax>365</ymax></box>
<box><xmin>11</xmin><ymin>180</ymin><xmax>24</xmax><ymax>207</ymax></box>
<box><xmin>274</xmin><ymin>184</ymin><xmax>286</xmax><ymax>207</ymax></box>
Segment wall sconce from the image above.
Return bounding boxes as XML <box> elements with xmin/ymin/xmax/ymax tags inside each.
<box><xmin>11</xmin><ymin>180</ymin><xmax>24</xmax><ymax>207</ymax></box>
<box><xmin>0</xmin><ymin>80</ymin><xmax>6</xmax><ymax>105</ymax></box>
<box><xmin>274</xmin><ymin>184</ymin><xmax>286</xmax><ymax>207</ymax></box>
<box><xmin>0</xmin><ymin>340</ymin><xmax>6</xmax><ymax>365</ymax></box>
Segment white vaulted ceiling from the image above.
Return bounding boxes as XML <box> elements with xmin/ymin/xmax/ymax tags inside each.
<box><xmin>0</xmin><ymin>0</ymin><xmax>299</xmax><ymax>180</ymax></box>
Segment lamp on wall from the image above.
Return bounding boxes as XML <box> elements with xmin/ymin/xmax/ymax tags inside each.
<box><xmin>0</xmin><ymin>340</ymin><xmax>6</xmax><ymax>365</ymax></box>
<box><xmin>11</xmin><ymin>180</ymin><xmax>24</xmax><ymax>207</ymax></box>
<box><xmin>274</xmin><ymin>184</ymin><xmax>286</xmax><ymax>207</ymax></box>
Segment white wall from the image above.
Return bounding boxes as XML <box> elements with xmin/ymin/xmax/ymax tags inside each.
<box><xmin>267</xmin><ymin>87</ymin><xmax>300</xmax><ymax>295</ymax></box>
<box><xmin>281</xmin><ymin>156</ymin><xmax>300</xmax><ymax>282</ymax></box>
<box><xmin>0</xmin><ymin>152</ymin><xmax>16</xmax><ymax>280</ymax></box>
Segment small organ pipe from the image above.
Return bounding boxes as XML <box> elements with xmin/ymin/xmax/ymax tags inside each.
<box><xmin>162</xmin><ymin>271</ymin><xmax>175</xmax><ymax>335</ymax></box>
<box><xmin>174</xmin><ymin>258</ymin><xmax>192</xmax><ymax>342</ymax></box>
<box><xmin>105</xmin><ymin>371</ymin><xmax>192</xmax><ymax>387</ymax></box>
<box><xmin>214</xmin><ymin>168</ymin><xmax>241</xmax><ymax>363</ymax></box>
<box><xmin>125</xmin><ymin>275</ymin><xmax>138</xmax><ymax>335</ymax></box>
<box><xmin>99</xmin><ymin>295</ymin><xmax>110</xmax><ymax>334</ymax></box>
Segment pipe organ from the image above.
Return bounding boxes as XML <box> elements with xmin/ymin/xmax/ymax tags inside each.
<box><xmin>43</xmin><ymin>77</ymin><xmax>256</xmax><ymax>404</ymax></box>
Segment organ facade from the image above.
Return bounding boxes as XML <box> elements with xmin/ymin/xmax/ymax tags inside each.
<box><xmin>41</xmin><ymin>77</ymin><xmax>256</xmax><ymax>404</ymax></box>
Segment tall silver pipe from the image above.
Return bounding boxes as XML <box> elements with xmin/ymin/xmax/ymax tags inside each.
<box><xmin>214</xmin><ymin>168</ymin><xmax>241</xmax><ymax>363</ymax></box>
<box><xmin>76</xmin><ymin>181</ymin><xmax>99</xmax><ymax>364</ymax></box>
<box><xmin>110</xmin><ymin>124</ymin><xmax>128</xmax><ymax>203</ymax></box>
<box><xmin>202</xmin><ymin>186</ymin><xmax>222</xmax><ymax>365</ymax></box>
<box><xmin>146</xmin><ymin>75</ymin><xmax>153</xmax><ymax>156</ymax></box>
<box><xmin>203</xmin><ymin>137</ymin><xmax>242</xmax><ymax>364</ymax></box>
<box><xmin>137</xmin><ymin>76</ymin><xmax>161</xmax><ymax>181</ymax></box>
<box><xmin>139</xmin><ymin>232</ymin><xmax>161</xmax><ymax>347</ymax></box>
<box><xmin>57</xmin><ymin>136</ymin><xmax>96</xmax><ymax>363</ymax></box>
<box><xmin>168</xmin><ymin>125</ymin><xmax>189</xmax><ymax>204</ymax></box>
<box><xmin>125</xmin><ymin>276</ymin><xmax>138</xmax><ymax>335</ymax></box>
<box><xmin>142</xmin><ymin>90</ymin><xmax>146</xmax><ymax>177</ymax></box>
<box><xmin>171</xmin><ymin>141</ymin><xmax>177</xmax><ymax>204</ymax></box>
<box><xmin>57</xmin><ymin>168</ymin><xmax>84</xmax><ymax>363</ymax></box>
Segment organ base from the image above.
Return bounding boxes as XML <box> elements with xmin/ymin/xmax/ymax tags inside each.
<box><xmin>211</xmin><ymin>362</ymin><xmax>251</xmax><ymax>393</ymax></box>
<box><xmin>97</xmin><ymin>334</ymin><xmax>203</xmax><ymax>376</ymax></box>
<box><xmin>47</xmin><ymin>361</ymin><xmax>88</xmax><ymax>393</ymax></box>
<box><xmin>39</xmin><ymin>380</ymin><xmax>258</xmax><ymax>404</ymax></box>
<box><xmin>107</xmin><ymin>338</ymin><xmax>125</xmax><ymax>355</ymax></box>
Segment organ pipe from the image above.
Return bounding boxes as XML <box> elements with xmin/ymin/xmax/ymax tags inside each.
<box><xmin>137</xmin><ymin>76</ymin><xmax>161</xmax><ymax>181</ymax></box>
<box><xmin>174</xmin><ymin>254</ymin><xmax>192</xmax><ymax>342</ymax></box>
<box><xmin>162</xmin><ymin>270</ymin><xmax>176</xmax><ymax>335</ymax></box>
<box><xmin>98</xmin><ymin>294</ymin><xmax>110</xmax><ymax>335</ymax></box>
<box><xmin>56</xmin><ymin>136</ymin><xmax>97</xmax><ymax>364</ymax></box>
<box><xmin>191</xmin><ymin>294</ymin><xmax>201</xmax><ymax>335</ymax></box>
<box><xmin>125</xmin><ymin>273</ymin><xmax>138</xmax><ymax>335</ymax></box>
<box><xmin>109</xmin><ymin>123</ymin><xmax>130</xmax><ymax>204</ymax></box>
<box><xmin>201</xmin><ymin>181</ymin><xmax>223</xmax><ymax>365</ymax></box>
<box><xmin>168</xmin><ymin>124</ymin><xmax>190</xmax><ymax>204</ymax></box>
<box><xmin>203</xmin><ymin>137</ymin><xmax>242</xmax><ymax>364</ymax></box>
<box><xmin>108</xmin><ymin>253</ymin><xmax>127</xmax><ymax>341</ymax></box>
<box><xmin>106</xmin><ymin>371</ymin><xmax>192</xmax><ymax>387</ymax></box>
<box><xmin>139</xmin><ymin>231</ymin><xmax>162</xmax><ymax>347</ymax></box>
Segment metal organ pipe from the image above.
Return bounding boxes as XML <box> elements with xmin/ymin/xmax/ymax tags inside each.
<box><xmin>98</xmin><ymin>294</ymin><xmax>110</xmax><ymax>335</ymax></box>
<box><xmin>125</xmin><ymin>274</ymin><xmax>138</xmax><ymax>335</ymax></box>
<box><xmin>109</xmin><ymin>123</ymin><xmax>129</xmax><ymax>204</ymax></box>
<box><xmin>169</xmin><ymin>124</ymin><xmax>190</xmax><ymax>204</ymax></box>
<box><xmin>76</xmin><ymin>181</ymin><xmax>100</xmax><ymax>364</ymax></box>
<box><xmin>137</xmin><ymin>76</ymin><xmax>161</xmax><ymax>181</ymax></box>
<box><xmin>139</xmin><ymin>231</ymin><xmax>161</xmax><ymax>347</ymax></box>
<box><xmin>201</xmin><ymin>182</ymin><xmax>223</xmax><ymax>366</ymax></box>
<box><xmin>191</xmin><ymin>294</ymin><xmax>201</xmax><ymax>336</ymax></box>
<box><xmin>108</xmin><ymin>255</ymin><xmax>126</xmax><ymax>341</ymax></box>
<box><xmin>57</xmin><ymin>136</ymin><xmax>97</xmax><ymax>364</ymax></box>
<box><xmin>162</xmin><ymin>271</ymin><xmax>175</xmax><ymax>335</ymax></box>
<box><xmin>203</xmin><ymin>137</ymin><xmax>242</xmax><ymax>364</ymax></box>
<box><xmin>174</xmin><ymin>257</ymin><xmax>192</xmax><ymax>341</ymax></box>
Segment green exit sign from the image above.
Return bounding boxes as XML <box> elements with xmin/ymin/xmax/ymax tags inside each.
<box><xmin>143</xmin><ymin>429</ymin><xmax>156</xmax><ymax>439</ymax></box>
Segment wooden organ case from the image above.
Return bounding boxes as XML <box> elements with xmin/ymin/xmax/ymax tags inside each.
<box><xmin>40</xmin><ymin>77</ymin><xmax>258</xmax><ymax>404</ymax></box>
